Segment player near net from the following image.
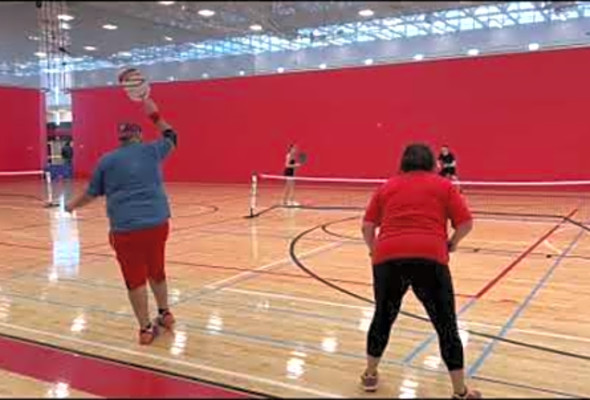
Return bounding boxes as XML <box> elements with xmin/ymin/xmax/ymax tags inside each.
<box><xmin>66</xmin><ymin>71</ymin><xmax>177</xmax><ymax>345</ymax></box>
<box><xmin>282</xmin><ymin>143</ymin><xmax>303</xmax><ymax>206</ymax></box>
<box><xmin>438</xmin><ymin>144</ymin><xmax>458</xmax><ymax>180</ymax></box>
<box><xmin>360</xmin><ymin>143</ymin><xmax>480</xmax><ymax>399</ymax></box>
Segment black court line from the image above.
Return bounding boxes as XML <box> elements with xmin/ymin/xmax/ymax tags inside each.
<box><xmin>0</xmin><ymin>330</ymin><xmax>274</xmax><ymax>399</ymax></box>
<box><xmin>288</xmin><ymin>215</ymin><xmax>590</xmax><ymax>363</ymax></box>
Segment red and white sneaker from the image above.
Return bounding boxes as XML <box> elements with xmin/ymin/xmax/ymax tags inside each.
<box><xmin>138</xmin><ymin>323</ymin><xmax>159</xmax><ymax>345</ymax></box>
<box><xmin>453</xmin><ymin>387</ymin><xmax>482</xmax><ymax>399</ymax></box>
<box><xmin>156</xmin><ymin>310</ymin><xmax>175</xmax><ymax>330</ymax></box>
<box><xmin>360</xmin><ymin>371</ymin><xmax>379</xmax><ymax>392</ymax></box>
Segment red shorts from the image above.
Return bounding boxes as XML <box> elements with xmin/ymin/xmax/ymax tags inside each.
<box><xmin>109</xmin><ymin>221</ymin><xmax>170</xmax><ymax>290</ymax></box>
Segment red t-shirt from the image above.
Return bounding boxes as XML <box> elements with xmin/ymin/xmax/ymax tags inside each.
<box><xmin>364</xmin><ymin>171</ymin><xmax>472</xmax><ymax>265</ymax></box>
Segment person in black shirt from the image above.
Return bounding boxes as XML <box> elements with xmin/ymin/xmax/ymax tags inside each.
<box><xmin>61</xmin><ymin>140</ymin><xmax>73</xmax><ymax>165</ymax></box>
<box><xmin>283</xmin><ymin>144</ymin><xmax>301</xmax><ymax>205</ymax></box>
<box><xmin>438</xmin><ymin>145</ymin><xmax>458</xmax><ymax>180</ymax></box>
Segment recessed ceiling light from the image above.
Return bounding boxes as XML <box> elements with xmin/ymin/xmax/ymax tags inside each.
<box><xmin>84</xmin><ymin>46</ymin><xmax>97</xmax><ymax>51</ymax></box>
<box><xmin>319</xmin><ymin>63</ymin><xmax>327</xmax><ymax>69</ymax></box>
<box><xmin>250</xmin><ymin>24</ymin><xmax>263</xmax><ymax>31</ymax></box>
<box><xmin>413</xmin><ymin>54</ymin><xmax>424</xmax><ymax>61</ymax></box>
<box><xmin>239</xmin><ymin>70</ymin><xmax>245</xmax><ymax>76</ymax></box>
<box><xmin>118</xmin><ymin>51</ymin><xmax>132</xmax><ymax>57</ymax></box>
<box><xmin>57</xmin><ymin>14</ymin><xmax>74</xmax><ymax>21</ymax></box>
<box><xmin>102</xmin><ymin>24</ymin><xmax>118</xmax><ymax>30</ymax></box>
<box><xmin>202</xmin><ymin>73</ymin><xmax>209</xmax><ymax>78</ymax></box>
<box><xmin>277</xmin><ymin>67</ymin><xmax>285</xmax><ymax>73</ymax></box>
<box><xmin>34</xmin><ymin>52</ymin><xmax>47</xmax><ymax>58</ymax></box>
<box><xmin>60</xmin><ymin>22</ymin><xmax>71</xmax><ymax>30</ymax></box>
<box><xmin>168</xmin><ymin>76</ymin><xmax>175</xmax><ymax>81</ymax></box>
<box><xmin>528</xmin><ymin>42</ymin><xmax>540</xmax><ymax>51</ymax></box>
<box><xmin>164</xmin><ymin>36</ymin><xmax>173</xmax><ymax>42</ymax></box>
<box><xmin>364</xmin><ymin>58</ymin><xmax>374</xmax><ymax>65</ymax></box>
<box><xmin>467</xmin><ymin>48</ymin><xmax>479</xmax><ymax>56</ymax></box>
<box><xmin>198</xmin><ymin>9</ymin><xmax>215</xmax><ymax>17</ymax></box>
<box><xmin>158</xmin><ymin>1</ymin><xmax>175</xmax><ymax>5</ymax></box>
<box><xmin>359</xmin><ymin>9</ymin><xmax>374</xmax><ymax>17</ymax></box>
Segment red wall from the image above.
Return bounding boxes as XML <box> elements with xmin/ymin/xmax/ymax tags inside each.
<box><xmin>72</xmin><ymin>47</ymin><xmax>590</xmax><ymax>182</ymax></box>
<box><xmin>0</xmin><ymin>87</ymin><xmax>45</xmax><ymax>172</ymax></box>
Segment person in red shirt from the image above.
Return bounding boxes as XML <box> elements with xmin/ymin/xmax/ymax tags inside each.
<box><xmin>360</xmin><ymin>143</ymin><xmax>480</xmax><ymax>399</ymax></box>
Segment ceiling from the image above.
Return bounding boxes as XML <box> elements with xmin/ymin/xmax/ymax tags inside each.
<box><xmin>0</xmin><ymin>1</ymin><xmax>493</xmax><ymax>65</ymax></box>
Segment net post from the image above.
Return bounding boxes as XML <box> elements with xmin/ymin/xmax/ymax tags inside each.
<box><xmin>44</xmin><ymin>170</ymin><xmax>59</xmax><ymax>208</ymax></box>
<box><xmin>249</xmin><ymin>172</ymin><xmax>258</xmax><ymax>218</ymax></box>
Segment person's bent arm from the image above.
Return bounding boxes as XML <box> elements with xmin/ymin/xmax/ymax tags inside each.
<box><xmin>447</xmin><ymin>185</ymin><xmax>473</xmax><ymax>252</ymax></box>
<box><xmin>67</xmin><ymin>162</ymin><xmax>105</xmax><ymax>213</ymax></box>
<box><xmin>66</xmin><ymin>193</ymin><xmax>97</xmax><ymax>213</ymax></box>
<box><xmin>143</xmin><ymin>97</ymin><xmax>177</xmax><ymax>148</ymax></box>
<box><xmin>448</xmin><ymin>219</ymin><xmax>472</xmax><ymax>252</ymax></box>
<box><xmin>362</xmin><ymin>220</ymin><xmax>377</xmax><ymax>256</ymax></box>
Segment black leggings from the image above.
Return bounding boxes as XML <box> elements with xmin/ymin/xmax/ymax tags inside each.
<box><xmin>366</xmin><ymin>258</ymin><xmax>464</xmax><ymax>371</ymax></box>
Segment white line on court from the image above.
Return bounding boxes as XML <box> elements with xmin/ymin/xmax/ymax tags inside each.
<box><xmin>223</xmin><ymin>287</ymin><xmax>373</xmax><ymax>311</ymax></box>
<box><xmin>222</xmin><ymin>288</ymin><xmax>590</xmax><ymax>344</ymax></box>
<box><xmin>0</xmin><ymin>322</ymin><xmax>343</xmax><ymax>398</ymax></box>
<box><xmin>204</xmin><ymin>241</ymin><xmax>342</xmax><ymax>290</ymax></box>
<box><xmin>543</xmin><ymin>239</ymin><xmax>562</xmax><ymax>254</ymax></box>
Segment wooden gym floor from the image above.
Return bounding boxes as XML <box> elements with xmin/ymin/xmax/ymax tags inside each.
<box><xmin>0</xmin><ymin>179</ymin><xmax>588</xmax><ymax>398</ymax></box>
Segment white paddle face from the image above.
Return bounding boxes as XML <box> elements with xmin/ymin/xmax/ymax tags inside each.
<box><xmin>118</xmin><ymin>68</ymin><xmax>150</xmax><ymax>102</ymax></box>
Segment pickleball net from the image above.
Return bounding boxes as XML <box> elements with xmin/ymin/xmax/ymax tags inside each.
<box><xmin>248</xmin><ymin>173</ymin><xmax>590</xmax><ymax>226</ymax></box>
<box><xmin>0</xmin><ymin>170</ymin><xmax>59</xmax><ymax>208</ymax></box>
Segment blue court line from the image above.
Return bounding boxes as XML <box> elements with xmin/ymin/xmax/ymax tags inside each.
<box><xmin>466</xmin><ymin>227</ymin><xmax>585</xmax><ymax>377</ymax></box>
<box><xmin>401</xmin><ymin>215</ymin><xmax>573</xmax><ymax>366</ymax></box>
<box><xmin>402</xmin><ymin>295</ymin><xmax>478</xmax><ymax>364</ymax></box>
<box><xmin>0</xmin><ymin>278</ymin><xmax>582</xmax><ymax>397</ymax></box>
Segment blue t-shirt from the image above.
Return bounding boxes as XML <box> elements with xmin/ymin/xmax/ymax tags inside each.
<box><xmin>87</xmin><ymin>136</ymin><xmax>175</xmax><ymax>233</ymax></box>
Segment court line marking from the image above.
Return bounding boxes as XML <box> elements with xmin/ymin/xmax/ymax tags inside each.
<box><xmin>0</xmin><ymin>322</ymin><xmax>343</xmax><ymax>398</ymax></box>
<box><xmin>204</xmin><ymin>241</ymin><xmax>343</xmax><ymax>290</ymax></box>
<box><xmin>466</xmin><ymin>226</ymin><xmax>585</xmax><ymax>377</ymax></box>
<box><xmin>222</xmin><ymin>287</ymin><xmax>590</xmax><ymax>344</ymax></box>
<box><xmin>401</xmin><ymin>209</ymin><xmax>577</xmax><ymax>366</ymax></box>
<box><xmin>223</xmin><ymin>287</ymin><xmax>373</xmax><ymax>311</ymax></box>
<box><xmin>543</xmin><ymin>239</ymin><xmax>562</xmax><ymax>254</ymax></box>
<box><xmin>0</xmin><ymin>285</ymin><xmax>584</xmax><ymax>398</ymax></box>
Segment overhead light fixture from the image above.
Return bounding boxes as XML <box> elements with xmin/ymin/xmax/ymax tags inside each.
<box><xmin>413</xmin><ymin>54</ymin><xmax>424</xmax><ymax>61</ymax></box>
<box><xmin>168</xmin><ymin>76</ymin><xmax>175</xmax><ymax>81</ymax></box>
<box><xmin>164</xmin><ymin>36</ymin><xmax>173</xmax><ymax>41</ymax></box>
<box><xmin>158</xmin><ymin>1</ymin><xmax>175</xmax><ymax>5</ymax></box>
<box><xmin>202</xmin><ymin>73</ymin><xmax>209</xmax><ymax>78</ymax></box>
<box><xmin>467</xmin><ymin>48</ymin><xmax>479</xmax><ymax>56</ymax></box>
<box><xmin>250</xmin><ymin>24</ymin><xmax>263</xmax><ymax>31</ymax></box>
<box><xmin>528</xmin><ymin>42</ymin><xmax>540</xmax><ymax>51</ymax></box>
<box><xmin>28</xmin><ymin>35</ymin><xmax>40</xmax><ymax>41</ymax></box>
<box><xmin>84</xmin><ymin>46</ymin><xmax>97</xmax><ymax>51</ymax></box>
<box><xmin>198</xmin><ymin>9</ymin><xmax>215</xmax><ymax>17</ymax></box>
<box><xmin>118</xmin><ymin>51</ymin><xmax>132</xmax><ymax>57</ymax></box>
<box><xmin>34</xmin><ymin>52</ymin><xmax>47</xmax><ymax>58</ymax></box>
<box><xmin>239</xmin><ymin>70</ymin><xmax>245</xmax><ymax>76</ymax></box>
<box><xmin>60</xmin><ymin>22</ymin><xmax>71</xmax><ymax>30</ymax></box>
<box><xmin>364</xmin><ymin>58</ymin><xmax>374</xmax><ymax>65</ymax></box>
<box><xmin>319</xmin><ymin>63</ymin><xmax>327</xmax><ymax>69</ymax></box>
<box><xmin>359</xmin><ymin>9</ymin><xmax>374</xmax><ymax>17</ymax></box>
<box><xmin>57</xmin><ymin>14</ymin><xmax>74</xmax><ymax>21</ymax></box>
<box><xmin>277</xmin><ymin>67</ymin><xmax>285</xmax><ymax>73</ymax></box>
<box><xmin>102</xmin><ymin>24</ymin><xmax>118</xmax><ymax>30</ymax></box>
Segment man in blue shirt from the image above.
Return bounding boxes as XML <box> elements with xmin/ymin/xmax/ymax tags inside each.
<box><xmin>66</xmin><ymin>96</ymin><xmax>178</xmax><ymax>345</ymax></box>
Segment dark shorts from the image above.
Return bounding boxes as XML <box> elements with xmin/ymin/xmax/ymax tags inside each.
<box><xmin>284</xmin><ymin>168</ymin><xmax>295</xmax><ymax>177</ymax></box>
<box><xmin>440</xmin><ymin>167</ymin><xmax>456</xmax><ymax>177</ymax></box>
<box><xmin>109</xmin><ymin>221</ymin><xmax>169</xmax><ymax>290</ymax></box>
